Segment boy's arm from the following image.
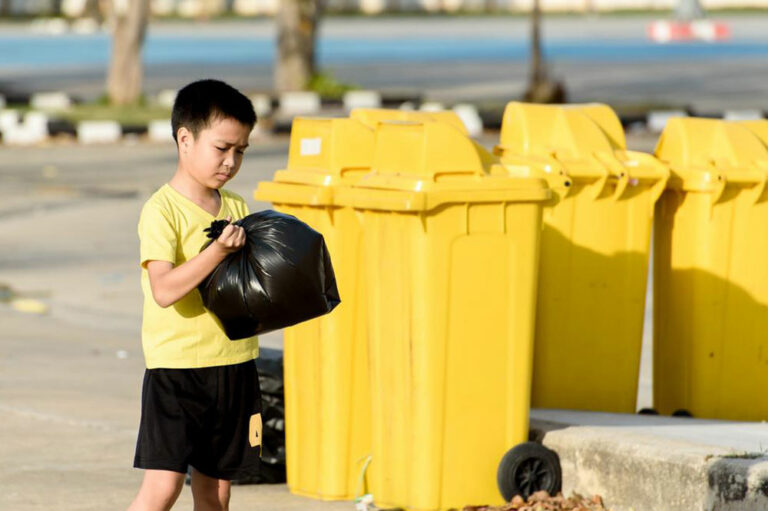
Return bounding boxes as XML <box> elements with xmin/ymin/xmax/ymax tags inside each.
<box><xmin>147</xmin><ymin>218</ymin><xmax>245</xmax><ymax>308</ymax></box>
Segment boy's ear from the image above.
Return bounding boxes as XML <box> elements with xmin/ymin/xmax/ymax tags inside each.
<box><xmin>177</xmin><ymin>127</ymin><xmax>193</xmax><ymax>152</ymax></box>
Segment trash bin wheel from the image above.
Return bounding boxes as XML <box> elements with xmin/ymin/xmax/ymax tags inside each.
<box><xmin>637</xmin><ymin>407</ymin><xmax>659</xmax><ymax>415</ymax></box>
<box><xmin>672</xmin><ymin>409</ymin><xmax>693</xmax><ymax>418</ymax></box>
<box><xmin>497</xmin><ymin>441</ymin><xmax>562</xmax><ymax>501</ymax></box>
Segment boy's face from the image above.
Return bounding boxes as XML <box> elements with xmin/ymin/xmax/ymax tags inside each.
<box><xmin>179</xmin><ymin>116</ymin><xmax>251</xmax><ymax>190</ymax></box>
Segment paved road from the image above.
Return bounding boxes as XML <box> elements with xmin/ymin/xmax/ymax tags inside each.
<box><xmin>1</xmin><ymin>15</ymin><xmax>768</xmax><ymax>110</ymax></box>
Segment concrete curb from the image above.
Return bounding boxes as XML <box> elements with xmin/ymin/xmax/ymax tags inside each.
<box><xmin>1</xmin><ymin>91</ymin><xmax>767</xmax><ymax>146</ymax></box>
<box><xmin>530</xmin><ymin>410</ymin><xmax>768</xmax><ymax>511</ymax></box>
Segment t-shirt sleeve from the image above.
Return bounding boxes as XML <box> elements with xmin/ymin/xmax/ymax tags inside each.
<box><xmin>138</xmin><ymin>200</ymin><xmax>177</xmax><ymax>268</ymax></box>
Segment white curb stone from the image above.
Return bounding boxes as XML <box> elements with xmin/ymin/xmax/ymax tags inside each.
<box><xmin>0</xmin><ymin>109</ymin><xmax>18</xmax><ymax>132</ymax></box>
<box><xmin>77</xmin><ymin>121</ymin><xmax>122</xmax><ymax>144</ymax></box>
<box><xmin>31</xmin><ymin>92</ymin><xmax>72</xmax><ymax>111</ymax></box>
<box><xmin>343</xmin><ymin>90</ymin><xmax>382</xmax><ymax>110</ymax></box>
<box><xmin>279</xmin><ymin>92</ymin><xmax>321</xmax><ymax>116</ymax></box>
<box><xmin>2</xmin><ymin>112</ymin><xmax>49</xmax><ymax>145</ymax></box>
<box><xmin>420</xmin><ymin>102</ymin><xmax>445</xmax><ymax>112</ymax></box>
<box><xmin>723</xmin><ymin>110</ymin><xmax>764</xmax><ymax>121</ymax></box>
<box><xmin>452</xmin><ymin>103</ymin><xmax>484</xmax><ymax>137</ymax></box>
<box><xmin>250</xmin><ymin>94</ymin><xmax>272</xmax><ymax>118</ymax></box>
<box><xmin>647</xmin><ymin>110</ymin><xmax>688</xmax><ymax>133</ymax></box>
<box><xmin>25</xmin><ymin>112</ymin><xmax>49</xmax><ymax>130</ymax></box>
<box><xmin>148</xmin><ymin>120</ymin><xmax>174</xmax><ymax>143</ymax></box>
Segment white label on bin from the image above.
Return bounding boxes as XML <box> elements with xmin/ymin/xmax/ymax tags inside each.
<box><xmin>300</xmin><ymin>137</ymin><xmax>322</xmax><ymax>156</ymax></box>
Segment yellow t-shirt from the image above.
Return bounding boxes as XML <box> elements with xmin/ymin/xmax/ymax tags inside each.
<box><xmin>138</xmin><ymin>184</ymin><xmax>259</xmax><ymax>369</ymax></box>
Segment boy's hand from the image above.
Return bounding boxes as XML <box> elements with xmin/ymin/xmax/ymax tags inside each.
<box><xmin>213</xmin><ymin>216</ymin><xmax>246</xmax><ymax>254</ymax></box>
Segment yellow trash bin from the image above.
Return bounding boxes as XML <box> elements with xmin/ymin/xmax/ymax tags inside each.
<box><xmin>653</xmin><ymin>117</ymin><xmax>768</xmax><ymax>421</ymax></box>
<box><xmin>336</xmin><ymin>120</ymin><xmax>552</xmax><ymax>511</ymax></box>
<box><xmin>495</xmin><ymin>102</ymin><xmax>669</xmax><ymax>413</ymax></box>
<box><xmin>254</xmin><ymin>117</ymin><xmax>374</xmax><ymax>500</ymax></box>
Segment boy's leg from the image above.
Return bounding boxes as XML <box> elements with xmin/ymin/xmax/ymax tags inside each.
<box><xmin>190</xmin><ymin>468</ymin><xmax>231</xmax><ymax>511</ymax></box>
<box><xmin>127</xmin><ymin>469</ymin><xmax>185</xmax><ymax>511</ymax></box>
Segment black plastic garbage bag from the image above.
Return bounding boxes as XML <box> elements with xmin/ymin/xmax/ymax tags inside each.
<box><xmin>198</xmin><ymin>210</ymin><xmax>340</xmax><ymax>340</ymax></box>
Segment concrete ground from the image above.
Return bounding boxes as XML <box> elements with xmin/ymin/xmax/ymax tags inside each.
<box><xmin>1</xmin><ymin>134</ymin><xmax>767</xmax><ymax>511</ymax></box>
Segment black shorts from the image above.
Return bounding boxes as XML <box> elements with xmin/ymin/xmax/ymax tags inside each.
<box><xmin>133</xmin><ymin>360</ymin><xmax>263</xmax><ymax>481</ymax></box>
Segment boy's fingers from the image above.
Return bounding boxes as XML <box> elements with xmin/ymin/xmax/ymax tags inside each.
<box><xmin>218</xmin><ymin>224</ymin><xmax>235</xmax><ymax>241</ymax></box>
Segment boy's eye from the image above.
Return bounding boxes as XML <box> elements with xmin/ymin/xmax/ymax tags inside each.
<box><xmin>215</xmin><ymin>146</ymin><xmax>226</xmax><ymax>151</ymax></box>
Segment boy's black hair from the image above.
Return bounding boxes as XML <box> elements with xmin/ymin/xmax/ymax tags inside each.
<box><xmin>171</xmin><ymin>79</ymin><xmax>257</xmax><ymax>143</ymax></box>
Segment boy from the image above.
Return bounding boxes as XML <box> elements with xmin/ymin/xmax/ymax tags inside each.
<box><xmin>129</xmin><ymin>79</ymin><xmax>261</xmax><ymax>511</ymax></box>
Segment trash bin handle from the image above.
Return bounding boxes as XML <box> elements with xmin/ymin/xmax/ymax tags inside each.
<box><xmin>587</xmin><ymin>151</ymin><xmax>671</xmax><ymax>209</ymax></box>
<box><xmin>751</xmin><ymin>161</ymin><xmax>768</xmax><ymax>204</ymax></box>
<box><xmin>625</xmin><ymin>152</ymin><xmax>671</xmax><ymax>211</ymax></box>
<box><xmin>715</xmin><ymin>166</ymin><xmax>768</xmax><ymax>205</ymax></box>
<box><xmin>491</xmin><ymin>152</ymin><xmax>574</xmax><ymax>194</ymax></box>
<box><xmin>586</xmin><ymin>152</ymin><xmax>618</xmax><ymax>200</ymax></box>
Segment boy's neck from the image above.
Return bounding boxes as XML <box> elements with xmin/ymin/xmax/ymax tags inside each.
<box><xmin>168</xmin><ymin>168</ymin><xmax>220</xmax><ymax>204</ymax></box>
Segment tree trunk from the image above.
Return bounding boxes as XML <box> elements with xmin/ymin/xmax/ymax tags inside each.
<box><xmin>530</xmin><ymin>0</ymin><xmax>544</xmax><ymax>87</ymax></box>
<box><xmin>523</xmin><ymin>0</ymin><xmax>566</xmax><ymax>103</ymax></box>
<box><xmin>274</xmin><ymin>0</ymin><xmax>323</xmax><ymax>92</ymax></box>
<box><xmin>106</xmin><ymin>0</ymin><xmax>150</xmax><ymax>106</ymax></box>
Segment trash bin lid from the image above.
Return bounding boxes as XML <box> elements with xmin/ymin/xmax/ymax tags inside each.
<box><xmin>655</xmin><ymin>117</ymin><xmax>768</xmax><ymax>193</ymax></box>
<box><xmin>254</xmin><ymin>117</ymin><xmax>374</xmax><ymax>206</ymax></box>
<box><xmin>335</xmin><ymin>120</ymin><xmax>550</xmax><ymax>212</ymax></box>
<box><xmin>495</xmin><ymin>102</ymin><xmax>668</xmax><ymax>194</ymax></box>
<box><xmin>496</xmin><ymin>102</ymin><xmax>624</xmax><ymax>158</ymax></box>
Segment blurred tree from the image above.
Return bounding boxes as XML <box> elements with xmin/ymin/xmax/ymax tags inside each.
<box><xmin>51</xmin><ymin>0</ymin><xmax>63</xmax><ymax>16</ymax></box>
<box><xmin>106</xmin><ymin>0</ymin><xmax>150</xmax><ymax>105</ymax></box>
<box><xmin>0</xmin><ymin>0</ymin><xmax>10</xmax><ymax>17</ymax></box>
<box><xmin>523</xmin><ymin>0</ymin><xmax>566</xmax><ymax>103</ymax></box>
<box><xmin>275</xmin><ymin>0</ymin><xmax>325</xmax><ymax>92</ymax></box>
